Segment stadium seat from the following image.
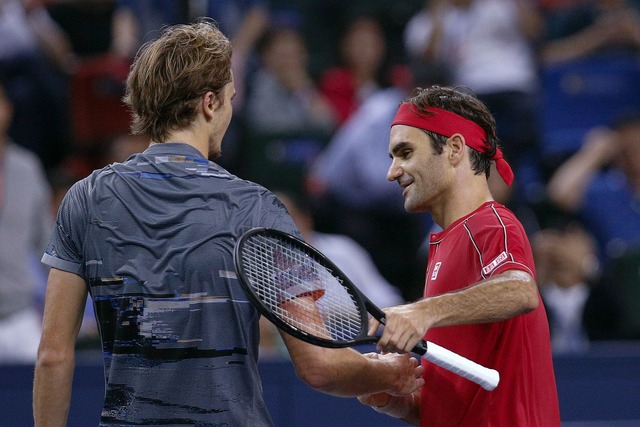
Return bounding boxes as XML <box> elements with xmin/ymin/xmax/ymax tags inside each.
<box><xmin>540</xmin><ymin>50</ymin><xmax>640</xmax><ymax>160</ymax></box>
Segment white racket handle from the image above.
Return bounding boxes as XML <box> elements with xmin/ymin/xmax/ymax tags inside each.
<box><xmin>422</xmin><ymin>341</ymin><xmax>500</xmax><ymax>391</ymax></box>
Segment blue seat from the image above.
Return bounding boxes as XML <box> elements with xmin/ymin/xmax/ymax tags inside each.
<box><xmin>540</xmin><ymin>50</ymin><xmax>640</xmax><ymax>159</ymax></box>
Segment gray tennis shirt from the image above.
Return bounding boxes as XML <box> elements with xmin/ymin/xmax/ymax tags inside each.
<box><xmin>42</xmin><ymin>143</ymin><xmax>299</xmax><ymax>426</ymax></box>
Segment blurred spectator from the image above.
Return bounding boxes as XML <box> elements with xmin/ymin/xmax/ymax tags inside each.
<box><xmin>110</xmin><ymin>0</ymin><xmax>188</xmax><ymax>60</ymax></box>
<box><xmin>0</xmin><ymin>0</ymin><xmax>74</xmax><ymax>170</ymax></box>
<box><xmin>295</xmin><ymin>1</ymin><xmax>423</xmax><ymax>78</ymax></box>
<box><xmin>540</xmin><ymin>0</ymin><xmax>640</xmax><ymax>65</ymax></box>
<box><xmin>258</xmin><ymin>190</ymin><xmax>406</xmax><ymax>359</ymax></box>
<box><xmin>307</xmin><ymin>65</ymin><xmax>446</xmax><ymax>302</ymax></box>
<box><xmin>201</xmin><ymin>0</ymin><xmax>270</xmax><ymax>172</ymax></box>
<box><xmin>276</xmin><ymin>190</ymin><xmax>405</xmax><ymax>309</ymax></box>
<box><xmin>597</xmin><ymin>244</ymin><xmax>640</xmax><ymax>339</ymax></box>
<box><xmin>0</xmin><ymin>81</ymin><xmax>52</xmax><ymax>363</ymax></box>
<box><xmin>318</xmin><ymin>15</ymin><xmax>391</xmax><ymax>125</ymax></box>
<box><xmin>403</xmin><ymin>0</ymin><xmax>543</xmax><ymax>197</ymax></box>
<box><xmin>239</xmin><ymin>21</ymin><xmax>337</xmax><ymax>194</ymax></box>
<box><xmin>0</xmin><ymin>0</ymin><xmax>78</xmax><ymax>71</ymax></box>
<box><xmin>194</xmin><ymin>0</ymin><xmax>269</xmax><ymax>110</ymax></box>
<box><xmin>547</xmin><ymin>112</ymin><xmax>640</xmax><ymax>339</ymax></box>
<box><xmin>111</xmin><ymin>0</ymin><xmax>268</xmax><ymax>109</ymax></box>
<box><xmin>66</xmin><ymin>52</ymin><xmax>131</xmax><ymax>160</ymax></box>
<box><xmin>47</xmin><ymin>0</ymin><xmax>116</xmax><ymax>60</ymax></box>
<box><xmin>110</xmin><ymin>0</ymin><xmax>269</xmax><ymax>173</ymax></box>
<box><xmin>308</xmin><ymin>84</ymin><xmax>410</xmax><ymax>214</ymax></box>
<box><xmin>532</xmin><ymin>223</ymin><xmax>607</xmax><ymax>353</ymax></box>
<box><xmin>245</xmin><ymin>24</ymin><xmax>337</xmax><ymax>136</ymax></box>
<box><xmin>547</xmin><ymin>111</ymin><xmax>640</xmax><ymax>262</ymax></box>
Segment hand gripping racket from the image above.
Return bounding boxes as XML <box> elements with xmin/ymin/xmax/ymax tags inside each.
<box><xmin>234</xmin><ymin>227</ymin><xmax>500</xmax><ymax>391</ymax></box>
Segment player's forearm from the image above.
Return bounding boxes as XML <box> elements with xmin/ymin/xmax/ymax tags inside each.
<box><xmin>425</xmin><ymin>270</ymin><xmax>539</xmax><ymax>328</ymax></box>
<box><xmin>287</xmin><ymin>344</ymin><xmax>383</xmax><ymax>395</ymax></box>
<box><xmin>284</xmin><ymin>335</ymin><xmax>419</xmax><ymax>397</ymax></box>
<box><xmin>33</xmin><ymin>351</ymin><xmax>75</xmax><ymax>426</ymax></box>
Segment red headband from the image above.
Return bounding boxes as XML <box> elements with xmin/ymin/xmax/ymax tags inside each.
<box><xmin>391</xmin><ymin>103</ymin><xmax>514</xmax><ymax>186</ymax></box>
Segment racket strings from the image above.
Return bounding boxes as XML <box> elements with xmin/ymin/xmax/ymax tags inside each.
<box><xmin>242</xmin><ymin>235</ymin><xmax>365</xmax><ymax>342</ymax></box>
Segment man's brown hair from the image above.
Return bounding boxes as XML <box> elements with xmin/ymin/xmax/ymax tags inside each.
<box><xmin>406</xmin><ymin>85</ymin><xmax>500</xmax><ymax>179</ymax></box>
<box><xmin>123</xmin><ymin>20</ymin><xmax>233</xmax><ymax>143</ymax></box>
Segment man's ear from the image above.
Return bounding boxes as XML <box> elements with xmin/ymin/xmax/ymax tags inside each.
<box><xmin>202</xmin><ymin>91</ymin><xmax>219</xmax><ymax>120</ymax></box>
<box><xmin>447</xmin><ymin>133</ymin><xmax>466</xmax><ymax>164</ymax></box>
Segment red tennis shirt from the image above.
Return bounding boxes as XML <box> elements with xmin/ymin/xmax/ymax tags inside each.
<box><xmin>421</xmin><ymin>202</ymin><xmax>560</xmax><ymax>426</ymax></box>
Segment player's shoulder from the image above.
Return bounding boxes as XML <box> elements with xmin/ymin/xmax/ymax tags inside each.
<box><xmin>74</xmin><ymin>165</ymin><xmax>113</xmax><ymax>194</ymax></box>
<box><xmin>225</xmin><ymin>175</ymin><xmax>280</xmax><ymax>203</ymax></box>
<box><xmin>465</xmin><ymin>202</ymin><xmax>522</xmax><ymax>232</ymax></box>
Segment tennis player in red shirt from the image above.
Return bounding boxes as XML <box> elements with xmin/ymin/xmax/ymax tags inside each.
<box><xmin>359</xmin><ymin>85</ymin><xmax>561</xmax><ymax>426</ymax></box>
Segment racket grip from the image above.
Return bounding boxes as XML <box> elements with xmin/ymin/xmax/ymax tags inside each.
<box><xmin>420</xmin><ymin>341</ymin><xmax>500</xmax><ymax>391</ymax></box>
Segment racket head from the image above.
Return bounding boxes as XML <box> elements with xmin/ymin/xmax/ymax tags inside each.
<box><xmin>234</xmin><ymin>227</ymin><xmax>378</xmax><ymax>349</ymax></box>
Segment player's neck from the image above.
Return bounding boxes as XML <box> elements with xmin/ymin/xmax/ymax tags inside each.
<box><xmin>436</xmin><ymin>178</ymin><xmax>493</xmax><ymax>229</ymax></box>
<box><xmin>163</xmin><ymin>126</ymin><xmax>210</xmax><ymax>158</ymax></box>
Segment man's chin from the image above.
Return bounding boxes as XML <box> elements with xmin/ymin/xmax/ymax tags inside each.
<box><xmin>403</xmin><ymin>198</ymin><xmax>427</xmax><ymax>214</ymax></box>
<box><xmin>403</xmin><ymin>200</ymin><xmax>418</xmax><ymax>213</ymax></box>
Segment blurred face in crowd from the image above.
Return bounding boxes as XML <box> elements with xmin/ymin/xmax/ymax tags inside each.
<box><xmin>262</xmin><ymin>29</ymin><xmax>309</xmax><ymax>85</ymax></box>
<box><xmin>342</xmin><ymin>18</ymin><xmax>386</xmax><ymax>75</ymax></box>
<box><xmin>532</xmin><ymin>226</ymin><xmax>599</xmax><ymax>288</ymax></box>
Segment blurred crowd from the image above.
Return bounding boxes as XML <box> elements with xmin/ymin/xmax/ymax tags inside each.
<box><xmin>1</xmin><ymin>0</ymin><xmax>640</xmax><ymax>362</ymax></box>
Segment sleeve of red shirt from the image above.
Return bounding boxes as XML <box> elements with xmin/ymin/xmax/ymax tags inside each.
<box><xmin>469</xmin><ymin>205</ymin><xmax>536</xmax><ymax>280</ymax></box>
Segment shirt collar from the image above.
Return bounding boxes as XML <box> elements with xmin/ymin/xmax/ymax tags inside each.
<box><xmin>143</xmin><ymin>142</ymin><xmax>207</xmax><ymax>160</ymax></box>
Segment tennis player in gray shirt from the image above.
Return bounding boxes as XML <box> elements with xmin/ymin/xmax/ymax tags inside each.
<box><xmin>33</xmin><ymin>20</ymin><xmax>423</xmax><ymax>426</ymax></box>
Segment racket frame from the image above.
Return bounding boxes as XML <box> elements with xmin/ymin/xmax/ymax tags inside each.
<box><xmin>234</xmin><ymin>227</ymin><xmax>500</xmax><ymax>391</ymax></box>
<box><xmin>234</xmin><ymin>227</ymin><xmax>379</xmax><ymax>349</ymax></box>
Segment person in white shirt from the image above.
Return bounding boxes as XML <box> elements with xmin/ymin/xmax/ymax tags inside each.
<box><xmin>276</xmin><ymin>191</ymin><xmax>404</xmax><ymax>309</ymax></box>
<box><xmin>404</xmin><ymin>0</ymin><xmax>543</xmax><ymax>191</ymax></box>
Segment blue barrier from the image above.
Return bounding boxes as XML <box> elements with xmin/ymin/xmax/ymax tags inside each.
<box><xmin>2</xmin><ymin>342</ymin><xmax>639</xmax><ymax>426</ymax></box>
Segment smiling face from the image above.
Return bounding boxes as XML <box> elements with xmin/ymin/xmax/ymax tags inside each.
<box><xmin>387</xmin><ymin>125</ymin><xmax>452</xmax><ymax>213</ymax></box>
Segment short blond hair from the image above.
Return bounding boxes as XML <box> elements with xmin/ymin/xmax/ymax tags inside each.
<box><xmin>123</xmin><ymin>20</ymin><xmax>232</xmax><ymax>143</ymax></box>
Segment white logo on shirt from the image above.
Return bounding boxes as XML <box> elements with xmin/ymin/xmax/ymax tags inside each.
<box><xmin>431</xmin><ymin>262</ymin><xmax>442</xmax><ymax>280</ymax></box>
<box><xmin>482</xmin><ymin>251</ymin><xmax>508</xmax><ymax>275</ymax></box>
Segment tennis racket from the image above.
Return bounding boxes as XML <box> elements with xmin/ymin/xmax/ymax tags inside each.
<box><xmin>233</xmin><ymin>227</ymin><xmax>500</xmax><ymax>391</ymax></box>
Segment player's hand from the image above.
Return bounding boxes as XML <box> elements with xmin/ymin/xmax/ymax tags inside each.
<box><xmin>369</xmin><ymin>301</ymin><xmax>436</xmax><ymax>354</ymax></box>
<box><xmin>363</xmin><ymin>351</ymin><xmax>425</xmax><ymax>396</ymax></box>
